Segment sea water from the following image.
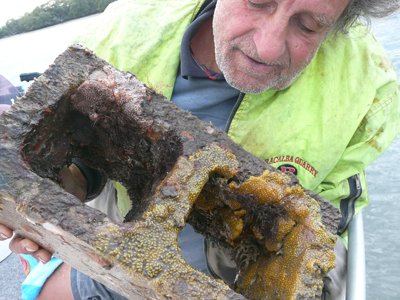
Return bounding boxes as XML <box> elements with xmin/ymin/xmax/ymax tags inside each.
<box><xmin>0</xmin><ymin>12</ymin><xmax>400</xmax><ymax>300</ymax></box>
<box><xmin>364</xmin><ymin>15</ymin><xmax>400</xmax><ymax>300</ymax></box>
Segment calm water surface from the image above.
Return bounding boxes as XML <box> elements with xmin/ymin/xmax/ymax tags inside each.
<box><xmin>0</xmin><ymin>13</ymin><xmax>400</xmax><ymax>300</ymax></box>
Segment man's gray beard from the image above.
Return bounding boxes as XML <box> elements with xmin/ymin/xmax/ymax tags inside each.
<box><xmin>215</xmin><ymin>48</ymin><xmax>314</xmax><ymax>94</ymax></box>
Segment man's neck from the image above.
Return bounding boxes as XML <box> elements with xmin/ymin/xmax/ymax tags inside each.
<box><xmin>190</xmin><ymin>18</ymin><xmax>221</xmax><ymax>74</ymax></box>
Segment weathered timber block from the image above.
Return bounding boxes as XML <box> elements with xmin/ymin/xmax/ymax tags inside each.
<box><xmin>0</xmin><ymin>45</ymin><xmax>341</xmax><ymax>300</ymax></box>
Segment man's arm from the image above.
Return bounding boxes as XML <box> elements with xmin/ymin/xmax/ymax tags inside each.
<box><xmin>36</xmin><ymin>263</ymin><xmax>74</xmax><ymax>300</ymax></box>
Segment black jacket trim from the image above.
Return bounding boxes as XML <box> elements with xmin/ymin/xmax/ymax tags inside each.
<box><xmin>337</xmin><ymin>174</ymin><xmax>362</xmax><ymax>235</ymax></box>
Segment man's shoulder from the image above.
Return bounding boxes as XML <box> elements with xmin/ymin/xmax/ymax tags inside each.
<box><xmin>73</xmin><ymin>0</ymin><xmax>206</xmax><ymax>47</ymax></box>
<box><xmin>72</xmin><ymin>0</ymin><xmax>206</xmax><ymax>90</ymax></box>
<box><xmin>308</xmin><ymin>24</ymin><xmax>397</xmax><ymax>89</ymax></box>
<box><xmin>321</xmin><ymin>25</ymin><xmax>390</xmax><ymax>64</ymax></box>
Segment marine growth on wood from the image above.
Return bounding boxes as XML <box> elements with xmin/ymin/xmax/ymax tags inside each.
<box><xmin>0</xmin><ymin>45</ymin><xmax>341</xmax><ymax>300</ymax></box>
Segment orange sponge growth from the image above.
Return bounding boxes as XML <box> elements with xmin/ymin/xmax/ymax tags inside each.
<box><xmin>192</xmin><ymin>168</ymin><xmax>337</xmax><ymax>299</ymax></box>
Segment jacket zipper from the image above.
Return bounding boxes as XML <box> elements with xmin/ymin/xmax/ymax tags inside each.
<box><xmin>225</xmin><ymin>92</ymin><xmax>245</xmax><ymax>133</ymax></box>
<box><xmin>337</xmin><ymin>174</ymin><xmax>362</xmax><ymax>235</ymax></box>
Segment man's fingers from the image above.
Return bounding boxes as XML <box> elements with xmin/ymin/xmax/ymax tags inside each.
<box><xmin>9</xmin><ymin>235</ymin><xmax>39</xmax><ymax>254</ymax></box>
<box><xmin>9</xmin><ymin>235</ymin><xmax>52</xmax><ymax>263</ymax></box>
<box><xmin>32</xmin><ymin>249</ymin><xmax>52</xmax><ymax>264</ymax></box>
<box><xmin>0</xmin><ymin>224</ymin><xmax>13</xmax><ymax>241</ymax></box>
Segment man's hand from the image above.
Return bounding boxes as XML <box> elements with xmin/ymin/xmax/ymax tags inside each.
<box><xmin>0</xmin><ymin>164</ymin><xmax>88</xmax><ymax>262</ymax></box>
<box><xmin>0</xmin><ymin>224</ymin><xmax>52</xmax><ymax>263</ymax></box>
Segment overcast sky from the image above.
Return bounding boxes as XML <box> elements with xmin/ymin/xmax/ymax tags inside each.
<box><xmin>0</xmin><ymin>0</ymin><xmax>50</xmax><ymax>27</ymax></box>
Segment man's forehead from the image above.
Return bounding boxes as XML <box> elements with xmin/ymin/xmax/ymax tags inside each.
<box><xmin>285</xmin><ymin>0</ymin><xmax>351</xmax><ymax>17</ymax></box>
<box><xmin>220</xmin><ymin>0</ymin><xmax>351</xmax><ymax>24</ymax></box>
<box><xmin>302</xmin><ymin>0</ymin><xmax>352</xmax><ymax>28</ymax></box>
<box><xmin>305</xmin><ymin>0</ymin><xmax>352</xmax><ymax>17</ymax></box>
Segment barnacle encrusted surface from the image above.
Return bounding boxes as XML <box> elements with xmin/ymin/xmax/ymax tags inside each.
<box><xmin>93</xmin><ymin>144</ymin><xmax>240</xmax><ymax>298</ymax></box>
<box><xmin>0</xmin><ymin>45</ymin><xmax>341</xmax><ymax>300</ymax></box>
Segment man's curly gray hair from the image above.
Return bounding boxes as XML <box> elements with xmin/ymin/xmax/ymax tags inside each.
<box><xmin>333</xmin><ymin>0</ymin><xmax>400</xmax><ymax>34</ymax></box>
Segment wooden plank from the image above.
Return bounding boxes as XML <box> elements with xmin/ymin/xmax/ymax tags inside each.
<box><xmin>0</xmin><ymin>45</ymin><xmax>341</xmax><ymax>299</ymax></box>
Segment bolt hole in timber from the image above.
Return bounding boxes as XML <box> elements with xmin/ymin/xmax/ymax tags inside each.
<box><xmin>0</xmin><ymin>46</ymin><xmax>341</xmax><ymax>299</ymax></box>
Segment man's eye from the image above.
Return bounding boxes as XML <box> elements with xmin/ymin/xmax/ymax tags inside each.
<box><xmin>298</xmin><ymin>21</ymin><xmax>315</xmax><ymax>33</ymax></box>
<box><xmin>248</xmin><ymin>1</ymin><xmax>277</xmax><ymax>13</ymax></box>
<box><xmin>248</xmin><ymin>0</ymin><xmax>268</xmax><ymax>9</ymax></box>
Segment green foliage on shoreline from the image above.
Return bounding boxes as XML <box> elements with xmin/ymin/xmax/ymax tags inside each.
<box><xmin>0</xmin><ymin>0</ymin><xmax>117</xmax><ymax>39</ymax></box>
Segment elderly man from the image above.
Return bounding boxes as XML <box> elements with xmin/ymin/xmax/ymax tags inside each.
<box><xmin>1</xmin><ymin>0</ymin><xmax>400</xmax><ymax>299</ymax></box>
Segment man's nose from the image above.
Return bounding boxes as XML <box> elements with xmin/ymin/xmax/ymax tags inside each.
<box><xmin>253</xmin><ymin>16</ymin><xmax>288</xmax><ymax>64</ymax></box>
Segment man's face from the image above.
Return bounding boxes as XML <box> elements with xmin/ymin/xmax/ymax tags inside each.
<box><xmin>213</xmin><ymin>0</ymin><xmax>351</xmax><ymax>93</ymax></box>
